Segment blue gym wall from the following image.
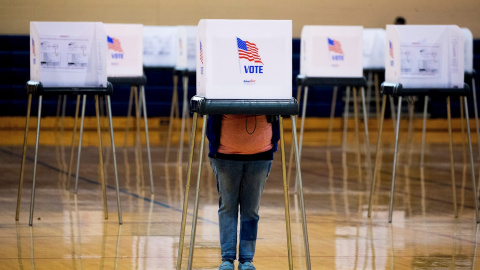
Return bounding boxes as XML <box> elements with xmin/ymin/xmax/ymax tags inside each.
<box><xmin>0</xmin><ymin>35</ymin><xmax>479</xmax><ymax>118</ymax></box>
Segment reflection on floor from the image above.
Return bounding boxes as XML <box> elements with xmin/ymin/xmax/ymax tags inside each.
<box><xmin>0</xmin><ymin>116</ymin><xmax>479</xmax><ymax>269</ymax></box>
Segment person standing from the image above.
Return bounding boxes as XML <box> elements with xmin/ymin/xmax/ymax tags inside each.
<box><xmin>207</xmin><ymin>114</ymin><xmax>280</xmax><ymax>270</ymax></box>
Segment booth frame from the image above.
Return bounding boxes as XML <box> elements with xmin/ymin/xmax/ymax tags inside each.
<box><xmin>367</xmin><ymin>82</ymin><xmax>479</xmax><ymax>223</ymax></box>
<box><xmin>175</xmin><ymin>96</ymin><xmax>312</xmax><ymax>270</ymax></box>
<box><xmin>16</xmin><ymin>81</ymin><xmax>123</xmax><ymax>226</ymax></box>
<box><xmin>290</xmin><ymin>75</ymin><xmax>373</xmax><ymax>191</ymax></box>
<box><xmin>108</xmin><ymin>75</ymin><xmax>154</xmax><ymax>193</ymax></box>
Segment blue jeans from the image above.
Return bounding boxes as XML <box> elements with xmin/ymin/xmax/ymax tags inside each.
<box><xmin>209</xmin><ymin>158</ymin><xmax>272</xmax><ymax>262</ymax></box>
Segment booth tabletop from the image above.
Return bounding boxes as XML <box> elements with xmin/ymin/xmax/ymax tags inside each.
<box><xmin>26</xmin><ymin>81</ymin><xmax>114</xmax><ymax>96</ymax></box>
<box><xmin>108</xmin><ymin>75</ymin><xmax>147</xmax><ymax>86</ymax></box>
<box><xmin>297</xmin><ymin>75</ymin><xmax>367</xmax><ymax>87</ymax></box>
<box><xmin>174</xmin><ymin>68</ymin><xmax>194</xmax><ymax>76</ymax></box>
<box><xmin>464</xmin><ymin>70</ymin><xmax>477</xmax><ymax>81</ymax></box>
<box><xmin>190</xmin><ymin>96</ymin><xmax>299</xmax><ymax>116</ymax></box>
<box><xmin>381</xmin><ymin>82</ymin><xmax>471</xmax><ymax>97</ymax></box>
<box><xmin>363</xmin><ymin>68</ymin><xmax>385</xmax><ymax>73</ymax></box>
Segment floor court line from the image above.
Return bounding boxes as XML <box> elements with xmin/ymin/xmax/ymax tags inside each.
<box><xmin>0</xmin><ymin>147</ymin><xmax>219</xmax><ymax>225</ymax></box>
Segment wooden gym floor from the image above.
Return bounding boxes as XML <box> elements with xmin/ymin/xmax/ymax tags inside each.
<box><xmin>0</xmin><ymin>115</ymin><xmax>479</xmax><ymax>269</ymax></box>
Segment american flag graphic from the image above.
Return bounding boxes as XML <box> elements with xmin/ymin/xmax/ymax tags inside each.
<box><xmin>389</xmin><ymin>41</ymin><xmax>394</xmax><ymax>59</ymax></box>
<box><xmin>328</xmin><ymin>38</ymin><xmax>344</xmax><ymax>54</ymax></box>
<box><xmin>107</xmin><ymin>36</ymin><xmax>123</xmax><ymax>52</ymax></box>
<box><xmin>31</xmin><ymin>38</ymin><xmax>36</xmax><ymax>57</ymax></box>
<box><xmin>199</xmin><ymin>41</ymin><xmax>203</xmax><ymax>64</ymax></box>
<box><xmin>237</xmin><ymin>37</ymin><xmax>263</xmax><ymax>65</ymax></box>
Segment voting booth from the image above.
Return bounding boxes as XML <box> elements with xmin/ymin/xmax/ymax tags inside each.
<box><xmin>105</xmin><ymin>23</ymin><xmax>154</xmax><ymax>193</ymax></box>
<box><xmin>293</xmin><ymin>25</ymin><xmax>371</xmax><ymax>190</ymax></box>
<box><xmin>19</xmin><ymin>22</ymin><xmax>123</xmax><ymax>226</ymax></box>
<box><xmin>165</xmin><ymin>25</ymin><xmax>198</xmax><ymax>165</ymax></box>
<box><xmin>196</xmin><ymin>19</ymin><xmax>292</xmax><ymax>99</ymax></box>
<box><xmin>104</xmin><ymin>23</ymin><xmax>143</xmax><ymax>77</ymax></box>
<box><xmin>30</xmin><ymin>22</ymin><xmax>108</xmax><ymax>87</ymax></box>
<box><xmin>363</xmin><ymin>28</ymin><xmax>386</xmax><ymax>70</ymax></box>
<box><xmin>142</xmin><ymin>26</ymin><xmax>181</xmax><ymax>165</ymax></box>
<box><xmin>384</xmin><ymin>24</ymin><xmax>467</xmax><ymax>183</ymax></box>
<box><xmin>177</xmin><ymin>19</ymin><xmax>311</xmax><ymax>270</ymax></box>
<box><xmin>368</xmin><ymin>25</ymin><xmax>478</xmax><ymax>224</ymax></box>
<box><xmin>461</xmin><ymin>28</ymin><xmax>480</xmax><ymax>171</ymax></box>
<box><xmin>363</xmin><ymin>28</ymin><xmax>386</xmax><ymax>124</ymax></box>
<box><xmin>462</xmin><ymin>28</ymin><xmax>474</xmax><ymax>74</ymax></box>
<box><xmin>400</xmin><ymin>26</ymin><xmax>476</xmax><ymax>171</ymax></box>
<box><xmin>418</xmin><ymin>28</ymin><xmax>477</xmax><ymax>156</ymax></box>
<box><xmin>176</xmin><ymin>25</ymin><xmax>197</xmax><ymax>71</ymax></box>
<box><xmin>300</xmin><ymin>25</ymin><xmax>363</xmax><ymax>78</ymax></box>
<box><xmin>385</xmin><ymin>25</ymin><xmax>464</xmax><ymax>89</ymax></box>
<box><xmin>143</xmin><ymin>25</ymin><xmax>178</xmax><ymax>68</ymax></box>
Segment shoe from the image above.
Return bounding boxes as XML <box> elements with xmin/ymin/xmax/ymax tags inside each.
<box><xmin>238</xmin><ymin>261</ymin><xmax>256</xmax><ymax>270</ymax></box>
<box><xmin>219</xmin><ymin>260</ymin><xmax>234</xmax><ymax>270</ymax></box>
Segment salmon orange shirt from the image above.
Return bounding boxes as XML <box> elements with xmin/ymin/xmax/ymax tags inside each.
<box><xmin>218</xmin><ymin>115</ymin><xmax>273</xmax><ymax>155</ymax></box>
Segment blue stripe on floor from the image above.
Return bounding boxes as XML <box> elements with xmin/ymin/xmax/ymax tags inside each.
<box><xmin>0</xmin><ymin>147</ymin><xmax>219</xmax><ymax>225</ymax></box>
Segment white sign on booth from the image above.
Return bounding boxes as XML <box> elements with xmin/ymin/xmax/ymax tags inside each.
<box><xmin>363</xmin><ymin>28</ymin><xmax>386</xmax><ymax>70</ymax></box>
<box><xmin>300</xmin><ymin>26</ymin><xmax>363</xmax><ymax>78</ymax></box>
<box><xmin>104</xmin><ymin>23</ymin><xmax>143</xmax><ymax>77</ymax></box>
<box><xmin>462</xmin><ymin>28</ymin><xmax>473</xmax><ymax>74</ymax></box>
<box><xmin>197</xmin><ymin>19</ymin><xmax>292</xmax><ymax>99</ymax></box>
<box><xmin>143</xmin><ymin>26</ymin><xmax>177</xmax><ymax>68</ymax></box>
<box><xmin>385</xmin><ymin>25</ymin><xmax>464</xmax><ymax>88</ymax></box>
<box><xmin>30</xmin><ymin>22</ymin><xmax>108</xmax><ymax>87</ymax></box>
<box><xmin>176</xmin><ymin>26</ymin><xmax>197</xmax><ymax>71</ymax></box>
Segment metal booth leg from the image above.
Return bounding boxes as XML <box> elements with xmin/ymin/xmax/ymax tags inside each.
<box><xmin>368</xmin><ymin>95</ymin><xmax>387</xmax><ymax>217</ymax></box>
<box><xmin>279</xmin><ymin>115</ymin><xmax>294</xmax><ymax>270</ymax></box>
<box><xmin>406</xmin><ymin>98</ymin><xmax>415</xmax><ymax>168</ymax></box>
<box><xmin>366</xmin><ymin>71</ymin><xmax>373</xmax><ymax>114</ymax></box>
<box><xmin>124</xmin><ymin>86</ymin><xmax>135</xmax><ymax>147</ymax></box>
<box><xmin>460</xmin><ymin>98</ymin><xmax>467</xmax><ymax>174</ymax></box>
<box><xmin>28</xmin><ymin>95</ymin><xmax>43</xmax><ymax>226</ymax></box>
<box><xmin>187</xmin><ymin>114</ymin><xmax>207</xmax><ymax>270</ymax></box>
<box><xmin>74</xmin><ymin>95</ymin><xmax>87</xmax><ymax>194</ymax></box>
<box><xmin>290</xmin><ymin>115</ymin><xmax>312</xmax><ymax>270</ymax></box>
<box><xmin>463</xmin><ymin>96</ymin><xmax>480</xmax><ymax>223</ymax></box>
<box><xmin>342</xmin><ymin>87</ymin><xmax>351</xmax><ymax>153</ymax></box>
<box><xmin>176</xmin><ymin>112</ymin><xmax>198</xmax><ymax>270</ymax></box>
<box><xmin>140</xmin><ymin>85</ymin><xmax>154</xmax><ymax>193</ymax></box>
<box><xmin>294</xmin><ymin>85</ymin><xmax>309</xmax><ymax>192</ymax></box>
<box><xmin>54</xmin><ymin>95</ymin><xmax>67</xmax><ymax>135</ymax></box>
<box><xmin>16</xmin><ymin>94</ymin><xmax>33</xmax><ymax>221</ymax></box>
<box><xmin>472</xmin><ymin>77</ymin><xmax>480</xmax><ymax>198</ymax></box>
<box><xmin>55</xmin><ymin>95</ymin><xmax>62</xmax><ymax>126</ymax></box>
<box><xmin>165</xmin><ymin>74</ymin><xmax>179</xmax><ymax>163</ymax></box>
<box><xmin>327</xmin><ymin>86</ymin><xmax>339</xmax><ymax>147</ymax></box>
<box><xmin>106</xmin><ymin>95</ymin><xmax>123</xmax><ymax>224</ymax></box>
<box><xmin>446</xmin><ymin>97</ymin><xmax>458</xmax><ymax>218</ymax></box>
<box><xmin>67</xmin><ymin>95</ymin><xmax>81</xmax><ymax>189</ymax></box>
<box><xmin>353</xmin><ymin>88</ymin><xmax>363</xmax><ymax>183</ymax></box>
<box><xmin>388</xmin><ymin>96</ymin><xmax>403</xmax><ymax>223</ymax></box>
<box><xmin>298</xmin><ymin>85</ymin><xmax>309</xmax><ymax>162</ymax></box>
<box><xmin>287</xmin><ymin>84</ymin><xmax>303</xmax><ymax>186</ymax></box>
<box><xmin>420</xmin><ymin>96</ymin><xmax>429</xmax><ymax>167</ymax></box>
<box><xmin>178</xmin><ymin>75</ymin><xmax>190</xmax><ymax>167</ymax></box>
<box><xmin>360</xmin><ymin>87</ymin><xmax>373</xmax><ymax>182</ymax></box>
<box><xmin>471</xmin><ymin>77</ymin><xmax>480</xmax><ymax>158</ymax></box>
<box><xmin>134</xmin><ymin>86</ymin><xmax>145</xmax><ymax>185</ymax></box>
<box><xmin>471</xmin><ymin>77</ymin><xmax>480</xmax><ymax>200</ymax></box>
<box><xmin>184</xmin><ymin>75</ymin><xmax>192</xmax><ymax>142</ymax></box>
<box><xmin>389</xmin><ymin>96</ymin><xmax>397</xmax><ymax>133</ymax></box>
<box><xmin>374</xmin><ymin>73</ymin><xmax>381</xmax><ymax>127</ymax></box>
<box><xmin>61</xmin><ymin>95</ymin><xmax>67</xmax><ymax>137</ymax></box>
<box><xmin>95</xmin><ymin>95</ymin><xmax>109</xmax><ymax>220</ymax></box>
